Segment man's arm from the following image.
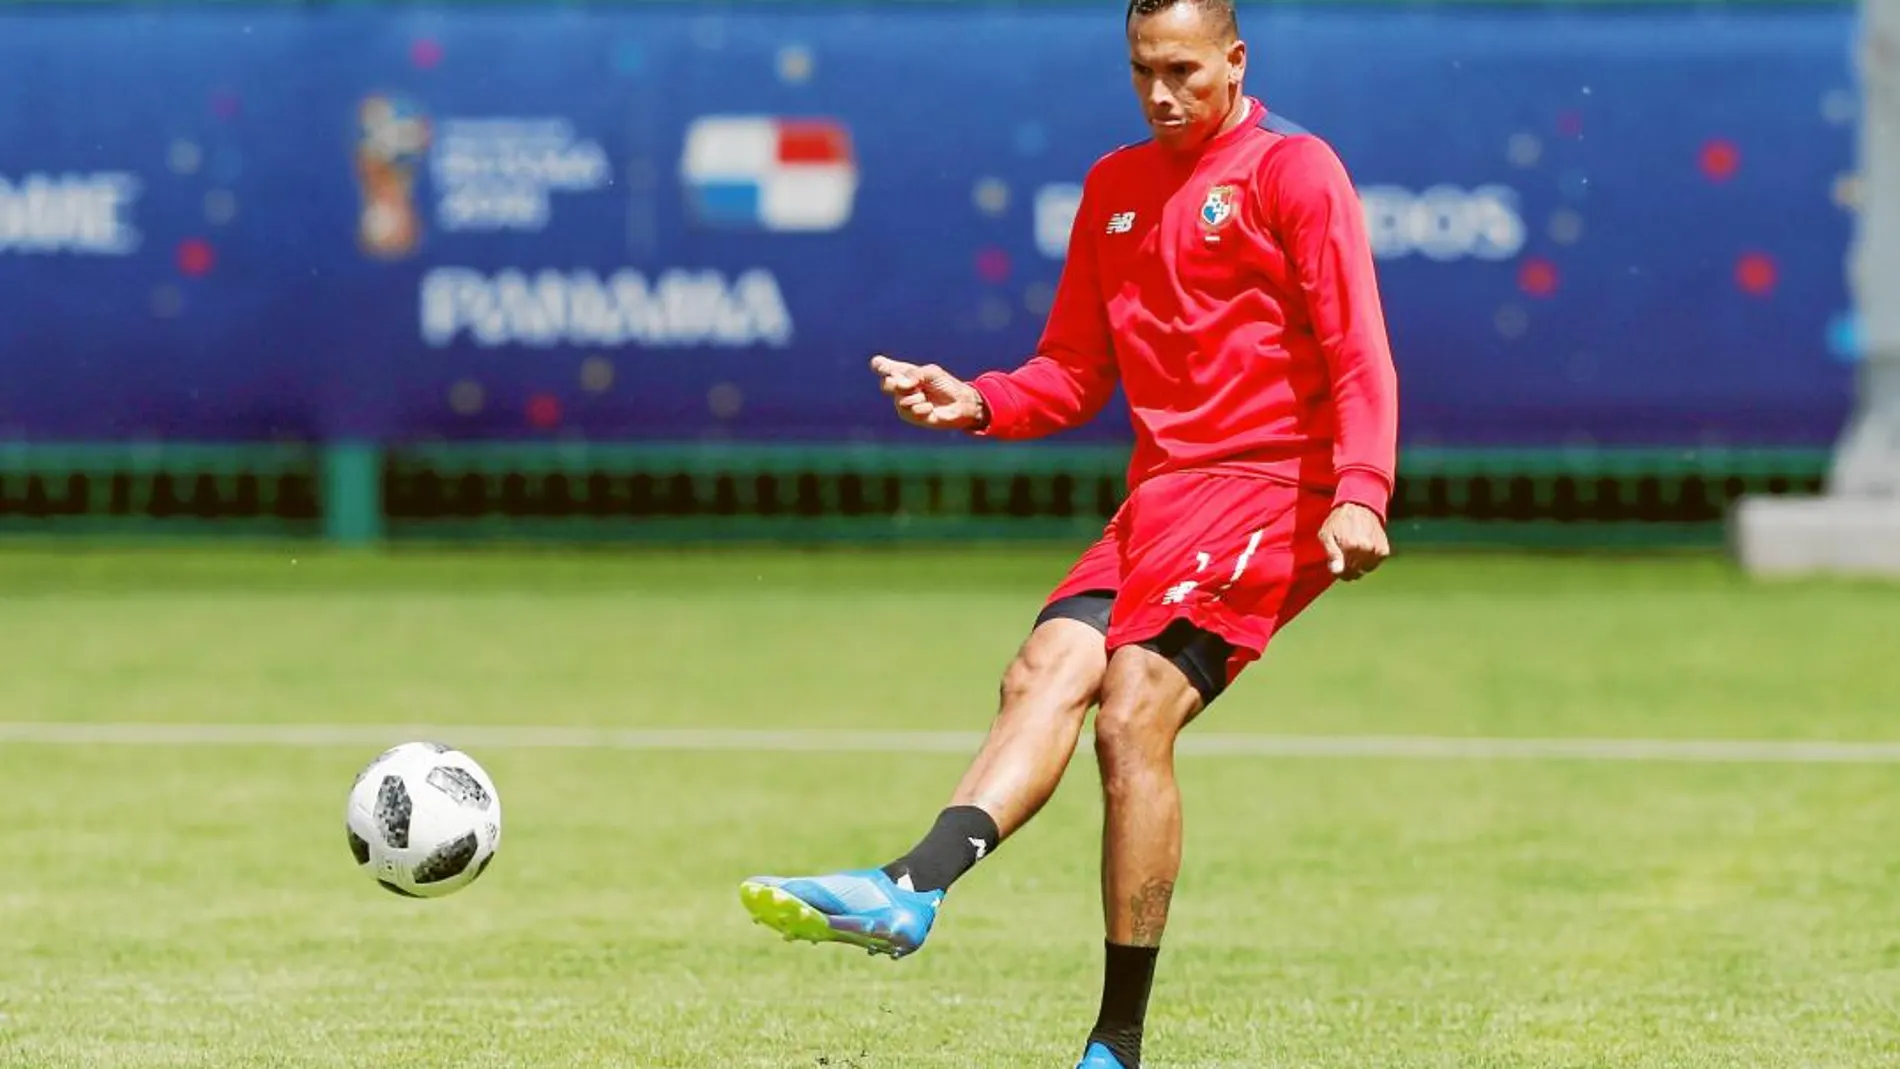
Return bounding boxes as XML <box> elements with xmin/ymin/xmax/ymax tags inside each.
<box><xmin>1261</xmin><ymin>136</ymin><xmax>1400</xmax><ymax>522</ymax></box>
<box><xmin>968</xmin><ymin>175</ymin><xmax>1120</xmax><ymax>439</ymax></box>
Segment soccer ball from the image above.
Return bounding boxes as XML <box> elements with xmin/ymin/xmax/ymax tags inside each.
<box><xmin>345</xmin><ymin>741</ymin><xmax>502</xmax><ymax>898</ymax></box>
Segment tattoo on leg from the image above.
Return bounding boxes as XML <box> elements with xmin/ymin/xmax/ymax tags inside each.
<box><xmin>1127</xmin><ymin>877</ymin><xmax>1176</xmax><ymax>946</ymax></box>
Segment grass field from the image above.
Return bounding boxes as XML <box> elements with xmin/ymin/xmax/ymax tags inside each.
<box><xmin>1</xmin><ymin>545</ymin><xmax>1897</xmax><ymax>1068</ymax></box>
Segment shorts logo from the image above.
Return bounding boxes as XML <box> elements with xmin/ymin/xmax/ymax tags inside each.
<box><xmin>1199</xmin><ymin>184</ymin><xmax>1238</xmax><ymax>230</ymax></box>
<box><xmin>1164</xmin><ymin>532</ymin><xmax>1263</xmax><ymax>605</ymax></box>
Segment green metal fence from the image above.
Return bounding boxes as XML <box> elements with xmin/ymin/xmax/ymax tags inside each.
<box><xmin>0</xmin><ymin>441</ymin><xmax>1830</xmax><ymax>548</ymax></box>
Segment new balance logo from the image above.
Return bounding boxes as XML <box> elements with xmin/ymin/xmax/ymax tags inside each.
<box><xmin>1106</xmin><ymin>211</ymin><xmax>1136</xmax><ymax>234</ymax></box>
<box><xmin>969</xmin><ymin>837</ymin><xmax>989</xmax><ymax>860</ymax></box>
<box><xmin>1161</xmin><ymin>580</ymin><xmax>1198</xmax><ymax>605</ymax></box>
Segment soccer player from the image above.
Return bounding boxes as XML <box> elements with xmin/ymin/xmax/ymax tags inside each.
<box><xmin>738</xmin><ymin>0</ymin><xmax>1398</xmax><ymax>1065</ymax></box>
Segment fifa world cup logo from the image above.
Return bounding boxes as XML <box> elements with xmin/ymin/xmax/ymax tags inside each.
<box><xmin>355</xmin><ymin>95</ymin><xmax>431</xmax><ymax>260</ymax></box>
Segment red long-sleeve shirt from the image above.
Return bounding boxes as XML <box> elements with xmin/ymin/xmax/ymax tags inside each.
<box><xmin>971</xmin><ymin>97</ymin><xmax>1400</xmax><ymax>519</ymax></box>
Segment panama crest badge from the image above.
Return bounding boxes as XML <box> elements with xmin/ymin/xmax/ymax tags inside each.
<box><xmin>1199</xmin><ymin>184</ymin><xmax>1238</xmax><ymax>230</ymax></box>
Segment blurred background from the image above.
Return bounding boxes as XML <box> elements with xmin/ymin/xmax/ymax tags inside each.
<box><xmin>5</xmin><ymin>3</ymin><xmax>1900</xmax><ymax>1067</ymax></box>
<box><xmin>0</xmin><ymin>0</ymin><xmax>1876</xmax><ymax>550</ymax></box>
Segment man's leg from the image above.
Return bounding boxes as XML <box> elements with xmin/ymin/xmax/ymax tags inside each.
<box><xmin>1072</xmin><ymin>473</ymin><xmax>1345</xmax><ymax>1067</ymax></box>
<box><xmin>881</xmin><ymin>608</ymin><xmax>1108</xmax><ymax>891</ymax></box>
<box><xmin>1076</xmin><ymin>622</ymin><xmax>1230</xmax><ymax>1069</ymax></box>
<box><xmin>738</xmin><ymin>537</ymin><xmax>1120</xmax><ymax>959</ymax></box>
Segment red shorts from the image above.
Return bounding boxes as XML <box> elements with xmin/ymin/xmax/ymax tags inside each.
<box><xmin>1043</xmin><ymin>470</ymin><xmax>1339</xmax><ymax>687</ymax></box>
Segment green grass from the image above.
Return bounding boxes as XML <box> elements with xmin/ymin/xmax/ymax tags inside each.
<box><xmin>0</xmin><ymin>546</ymin><xmax>1897</xmax><ymax>1067</ymax></box>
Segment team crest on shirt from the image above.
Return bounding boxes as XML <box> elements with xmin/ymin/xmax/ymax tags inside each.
<box><xmin>1199</xmin><ymin>184</ymin><xmax>1239</xmax><ymax>230</ymax></box>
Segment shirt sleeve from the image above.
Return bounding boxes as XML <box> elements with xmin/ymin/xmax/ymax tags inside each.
<box><xmin>1261</xmin><ymin>136</ymin><xmax>1401</xmax><ymax>521</ymax></box>
<box><xmin>968</xmin><ymin>167</ymin><xmax>1120</xmax><ymax>439</ymax></box>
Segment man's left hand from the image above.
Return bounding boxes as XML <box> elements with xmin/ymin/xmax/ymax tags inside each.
<box><xmin>1318</xmin><ymin>503</ymin><xmax>1390</xmax><ymax>581</ymax></box>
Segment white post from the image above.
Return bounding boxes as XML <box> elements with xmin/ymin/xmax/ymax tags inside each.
<box><xmin>1831</xmin><ymin>0</ymin><xmax>1900</xmax><ymax>495</ymax></box>
<box><xmin>1733</xmin><ymin>0</ymin><xmax>1900</xmax><ymax>575</ymax></box>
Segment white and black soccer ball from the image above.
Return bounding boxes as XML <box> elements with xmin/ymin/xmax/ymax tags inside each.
<box><xmin>345</xmin><ymin>741</ymin><xmax>501</xmax><ymax>898</ymax></box>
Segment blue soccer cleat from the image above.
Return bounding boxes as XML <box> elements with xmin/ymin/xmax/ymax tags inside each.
<box><xmin>1075</xmin><ymin>1042</ymin><xmax>1128</xmax><ymax>1068</ymax></box>
<box><xmin>738</xmin><ymin>867</ymin><xmax>943</xmax><ymax>959</ymax></box>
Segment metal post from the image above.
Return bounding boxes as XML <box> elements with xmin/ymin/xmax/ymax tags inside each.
<box><xmin>1831</xmin><ymin>0</ymin><xmax>1900</xmax><ymax>496</ymax></box>
<box><xmin>1734</xmin><ymin>0</ymin><xmax>1900</xmax><ymax>575</ymax></box>
<box><xmin>322</xmin><ymin>439</ymin><xmax>384</xmax><ymax>546</ymax></box>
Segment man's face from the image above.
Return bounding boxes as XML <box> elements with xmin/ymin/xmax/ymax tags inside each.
<box><xmin>1128</xmin><ymin>3</ymin><xmax>1246</xmax><ymax>151</ymax></box>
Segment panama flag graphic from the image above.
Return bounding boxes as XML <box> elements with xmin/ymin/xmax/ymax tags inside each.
<box><xmin>680</xmin><ymin>116</ymin><xmax>858</xmax><ymax>232</ymax></box>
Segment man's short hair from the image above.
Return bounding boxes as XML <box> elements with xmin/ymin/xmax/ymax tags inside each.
<box><xmin>1125</xmin><ymin>0</ymin><xmax>1239</xmax><ymax>41</ymax></box>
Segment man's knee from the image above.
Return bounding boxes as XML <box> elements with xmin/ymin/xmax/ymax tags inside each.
<box><xmin>1093</xmin><ymin>644</ymin><xmax>1204</xmax><ymax>775</ymax></box>
<box><xmin>999</xmin><ymin>617</ymin><xmax>1107</xmax><ymax>714</ymax></box>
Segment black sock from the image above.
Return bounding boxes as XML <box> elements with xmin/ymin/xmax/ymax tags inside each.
<box><xmin>880</xmin><ymin>805</ymin><xmax>999</xmax><ymax>893</ymax></box>
<box><xmin>1088</xmin><ymin>941</ymin><xmax>1159</xmax><ymax>1068</ymax></box>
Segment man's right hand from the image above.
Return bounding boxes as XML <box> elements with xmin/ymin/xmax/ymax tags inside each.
<box><xmin>870</xmin><ymin>355</ymin><xmax>988</xmax><ymax>431</ymax></box>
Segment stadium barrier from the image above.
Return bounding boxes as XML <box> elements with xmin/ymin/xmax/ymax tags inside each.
<box><xmin>0</xmin><ymin>0</ymin><xmax>1858</xmax><ymax>549</ymax></box>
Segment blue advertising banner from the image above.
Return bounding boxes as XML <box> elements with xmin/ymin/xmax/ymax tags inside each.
<box><xmin>0</xmin><ymin>4</ymin><xmax>1862</xmax><ymax>447</ymax></box>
